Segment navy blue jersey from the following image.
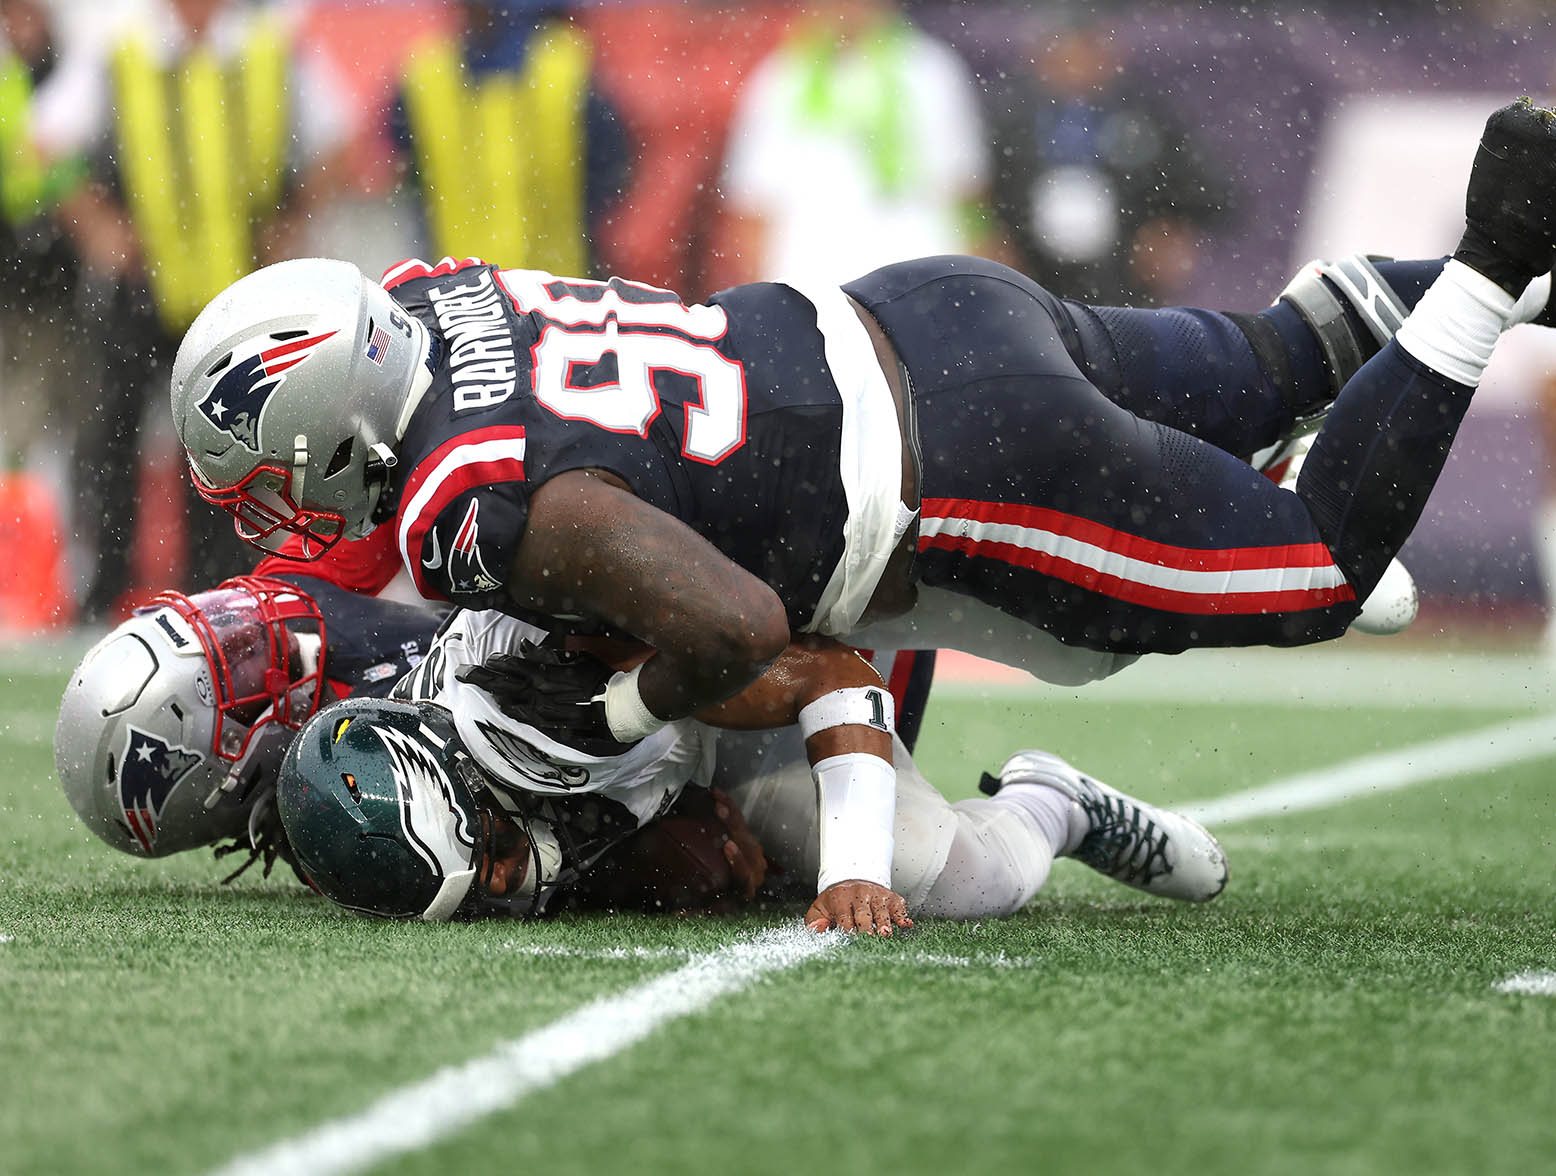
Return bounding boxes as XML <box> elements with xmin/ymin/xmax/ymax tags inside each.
<box><xmin>378</xmin><ymin>258</ymin><xmax>849</xmax><ymax>629</ymax></box>
<box><xmin>266</xmin><ymin>574</ymin><xmax>441</xmax><ymax>698</ymax></box>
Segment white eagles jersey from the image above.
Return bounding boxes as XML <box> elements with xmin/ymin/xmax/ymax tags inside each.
<box><xmin>393</xmin><ymin>609</ymin><xmax>716</xmax><ymax>827</ymax></box>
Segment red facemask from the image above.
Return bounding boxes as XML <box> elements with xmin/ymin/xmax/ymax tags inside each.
<box><xmin>141</xmin><ymin>576</ymin><xmax>329</xmax><ymax>763</ymax></box>
<box><xmin>189</xmin><ymin>460</ymin><xmax>346</xmax><ymax>560</ymax></box>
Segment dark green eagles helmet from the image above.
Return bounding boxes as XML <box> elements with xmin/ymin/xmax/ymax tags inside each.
<box><xmin>278</xmin><ymin>696</ymin><xmax>513</xmax><ymax>921</ymax></box>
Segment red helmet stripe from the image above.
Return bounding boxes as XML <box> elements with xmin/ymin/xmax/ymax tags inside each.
<box><xmin>260</xmin><ymin>329</ymin><xmax>338</xmax><ymax>366</ymax></box>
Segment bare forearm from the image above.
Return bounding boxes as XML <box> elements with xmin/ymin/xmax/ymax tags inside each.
<box><xmin>633</xmin><ymin>639</ymin><xmax>783</xmax><ymax>725</ymax></box>
<box><xmin>512</xmin><ymin>470</ymin><xmax>790</xmax><ymax>722</ymax></box>
<box><xmin>692</xmin><ymin>637</ymin><xmax>894</xmax><ymax>761</ymax></box>
<box><xmin>691</xmin><ymin>638</ymin><xmax>872</xmax><ymax>726</ymax></box>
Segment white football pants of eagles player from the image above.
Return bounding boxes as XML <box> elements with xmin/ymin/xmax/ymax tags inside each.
<box><xmin>718</xmin><ymin>726</ymin><xmax>1076</xmax><ymax>919</ymax></box>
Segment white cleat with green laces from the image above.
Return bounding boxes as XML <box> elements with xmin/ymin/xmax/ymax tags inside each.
<box><xmin>982</xmin><ymin>750</ymin><xmax>1229</xmax><ymax>902</ymax></box>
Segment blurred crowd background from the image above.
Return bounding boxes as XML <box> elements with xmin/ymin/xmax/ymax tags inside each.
<box><xmin>2</xmin><ymin>0</ymin><xmax>1555</xmax><ymax>647</ymax></box>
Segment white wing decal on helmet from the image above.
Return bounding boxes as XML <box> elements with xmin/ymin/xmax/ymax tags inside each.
<box><xmin>373</xmin><ymin>723</ymin><xmax>477</xmax><ymax>878</ymax></box>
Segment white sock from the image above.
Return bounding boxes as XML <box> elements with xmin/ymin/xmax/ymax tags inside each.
<box><xmin>987</xmin><ymin>781</ymin><xmax>1081</xmax><ymax>856</ymax></box>
<box><xmin>1396</xmin><ymin>260</ymin><xmax>1516</xmax><ymax>387</ymax></box>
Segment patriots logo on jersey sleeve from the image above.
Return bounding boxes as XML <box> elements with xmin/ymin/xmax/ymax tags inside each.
<box><xmin>118</xmin><ymin>726</ymin><xmax>204</xmax><ymax>853</ymax></box>
<box><xmin>449</xmin><ymin>498</ymin><xmax>503</xmax><ymax>594</ymax></box>
<box><xmin>196</xmin><ymin>330</ymin><xmax>338</xmax><ymax>452</ymax></box>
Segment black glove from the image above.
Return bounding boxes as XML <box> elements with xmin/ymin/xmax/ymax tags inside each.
<box><xmin>456</xmin><ymin>642</ymin><xmax>636</xmax><ymax>756</ymax></box>
<box><xmin>1454</xmin><ymin>97</ymin><xmax>1556</xmax><ymax>297</ymax></box>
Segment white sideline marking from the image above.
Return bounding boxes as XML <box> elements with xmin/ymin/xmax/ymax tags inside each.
<box><xmin>1493</xmin><ymin>971</ymin><xmax>1556</xmax><ymax>996</ymax></box>
<box><xmin>208</xmin><ymin>926</ymin><xmax>836</xmax><ymax>1176</ymax></box>
<box><xmin>0</xmin><ymin>934</ymin><xmax>11</xmax><ymax>945</ymax></box>
<box><xmin>1180</xmin><ymin>713</ymin><xmax>1556</xmax><ymax>827</ymax></box>
<box><xmin>500</xmin><ymin>943</ymin><xmax>1037</xmax><ymax>970</ymax></box>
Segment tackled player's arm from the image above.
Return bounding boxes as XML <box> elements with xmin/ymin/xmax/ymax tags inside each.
<box><xmin>693</xmin><ymin>637</ymin><xmax>891</xmax><ymax>762</ymax></box>
<box><xmin>696</xmin><ymin>637</ymin><xmax>910</xmax><ymax>937</ymax></box>
<box><xmin>509</xmin><ymin>469</ymin><xmax>791</xmax><ymax>727</ymax></box>
<box><xmin>471</xmin><ymin>628</ymin><xmax>911</xmax><ymax>935</ymax></box>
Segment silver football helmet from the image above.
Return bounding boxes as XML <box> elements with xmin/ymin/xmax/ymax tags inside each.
<box><xmin>55</xmin><ymin>577</ymin><xmax>329</xmax><ymax>859</ymax></box>
<box><xmin>170</xmin><ymin>258</ymin><xmax>429</xmax><ymax>558</ymax></box>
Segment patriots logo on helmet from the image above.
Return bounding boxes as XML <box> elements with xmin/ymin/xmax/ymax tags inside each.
<box><xmin>196</xmin><ymin>330</ymin><xmax>338</xmax><ymax>452</ymax></box>
<box><xmin>117</xmin><ymin>725</ymin><xmax>204</xmax><ymax>853</ymax></box>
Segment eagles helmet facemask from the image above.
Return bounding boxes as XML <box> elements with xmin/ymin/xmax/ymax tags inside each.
<box><xmin>170</xmin><ymin>258</ymin><xmax>432</xmax><ymax>558</ymax></box>
<box><xmin>54</xmin><ymin>577</ymin><xmax>329</xmax><ymax>875</ymax></box>
<box><xmin>277</xmin><ymin>697</ymin><xmax>557</xmax><ymax>921</ymax></box>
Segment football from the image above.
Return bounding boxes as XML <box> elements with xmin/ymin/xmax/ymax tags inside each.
<box><xmin>575</xmin><ymin>803</ymin><xmax>734</xmax><ymax>912</ymax></box>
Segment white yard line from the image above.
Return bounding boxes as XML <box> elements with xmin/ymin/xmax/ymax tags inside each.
<box><xmin>499</xmin><ymin>943</ymin><xmax>1037</xmax><ymax>970</ymax></box>
<box><xmin>208</xmin><ymin>926</ymin><xmax>837</xmax><ymax>1176</ymax></box>
<box><xmin>1493</xmin><ymin>971</ymin><xmax>1556</xmax><ymax>995</ymax></box>
<box><xmin>1181</xmin><ymin>712</ymin><xmax>1556</xmax><ymax>827</ymax></box>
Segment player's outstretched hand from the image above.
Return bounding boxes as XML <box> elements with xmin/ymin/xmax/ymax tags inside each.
<box><xmin>712</xmin><ymin>787</ymin><xmax>766</xmax><ymax>900</ymax></box>
<box><xmin>455</xmin><ymin>642</ymin><xmax>634</xmax><ymax>756</ymax></box>
<box><xmin>805</xmin><ymin>880</ymin><xmax>912</xmax><ymax>936</ymax></box>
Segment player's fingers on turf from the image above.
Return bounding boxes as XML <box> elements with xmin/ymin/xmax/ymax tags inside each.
<box><xmin>825</xmin><ymin>891</ymin><xmax>858</xmax><ymax>933</ymax></box>
<box><xmin>804</xmin><ymin>899</ymin><xmax>830</xmax><ymax>933</ymax></box>
<box><xmin>869</xmin><ymin>893</ymin><xmax>896</xmax><ymax>937</ymax></box>
<box><xmin>850</xmin><ymin>893</ymin><xmax>878</xmax><ymax>936</ymax></box>
<box><xmin>889</xmin><ymin>892</ymin><xmax>912</xmax><ymax>929</ymax></box>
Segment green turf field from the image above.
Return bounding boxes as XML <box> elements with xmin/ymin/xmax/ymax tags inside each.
<box><xmin>3</xmin><ymin>639</ymin><xmax>1555</xmax><ymax>1176</ymax></box>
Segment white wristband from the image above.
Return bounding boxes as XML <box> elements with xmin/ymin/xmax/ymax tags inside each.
<box><xmin>814</xmin><ymin>752</ymin><xmax>896</xmax><ymax>892</ymax></box>
<box><xmin>798</xmin><ymin>686</ymin><xmax>894</xmax><ymax>741</ymax></box>
<box><xmin>1396</xmin><ymin>259</ymin><xmax>1515</xmax><ymax>388</ymax></box>
<box><xmin>601</xmin><ymin>664</ymin><xmax>665</xmax><ymax>742</ymax></box>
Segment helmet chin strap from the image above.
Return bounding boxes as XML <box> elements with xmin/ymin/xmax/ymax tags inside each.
<box><xmin>361</xmin><ymin>442</ymin><xmax>400</xmax><ymax>532</ymax></box>
<box><xmin>293</xmin><ymin>631</ymin><xmax>322</xmax><ymax>680</ymax></box>
<box><xmin>206</xmin><ymin>740</ymin><xmax>265</xmax><ymax>809</ymax></box>
<box><xmin>291</xmin><ymin>434</ymin><xmax>310</xmax><ymax>505</ymax></box>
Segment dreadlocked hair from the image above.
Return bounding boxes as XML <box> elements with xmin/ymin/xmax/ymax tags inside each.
<box><xmin>212</xmin><ymin>795</ymin><xmax>308</xmax><ymax>886</ymax></box>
